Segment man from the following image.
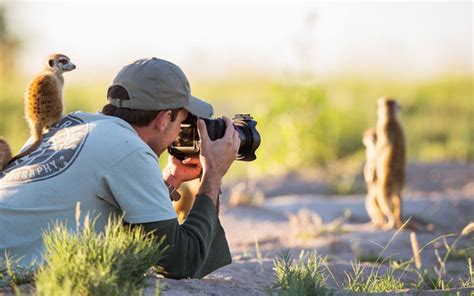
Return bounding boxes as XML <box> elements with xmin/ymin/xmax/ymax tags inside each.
<box><xmin>0</xmin><ymin>57</ymin><xmax>240</xmax><ymax>278</ymax></box>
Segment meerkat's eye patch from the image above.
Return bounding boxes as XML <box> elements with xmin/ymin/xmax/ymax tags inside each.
<box><xmin>59</xmin><ymin>59</ymin><xmax>68</xmax><ymax>65</ymax></box>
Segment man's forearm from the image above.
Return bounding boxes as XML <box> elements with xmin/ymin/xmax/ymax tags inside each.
<box><xmin>197</xmin><ymin>173</ymin><xmax>221</xmax><ymax>203</ymax></box>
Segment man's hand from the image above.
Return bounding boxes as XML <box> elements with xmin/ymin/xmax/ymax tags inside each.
<box><xmin>163</xmin><ymin>155</ymin><xmax>202</xmax><ymax>188</ymax></box>
<box><xmin>197</xmin><ymin>116</ymin><xmax>240</xmax><ymax>204</ymax></box>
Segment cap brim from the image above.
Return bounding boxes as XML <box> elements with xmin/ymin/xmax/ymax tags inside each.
<box><xmin>185</xmin><ymin>96</ymin><xmax>214</xmax><ymax>118</ymax></box>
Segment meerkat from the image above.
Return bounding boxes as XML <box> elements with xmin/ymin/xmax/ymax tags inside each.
<box><xmin>8</xmin><ymin>54</ymin><xmax>76</xmax><ymax>164</ymax></box>
<box><xmin>173</xmin><ymin>179</ymin><xmax>200</xmax><ymax>224</ymax></box>
<box><xmin>375</xmin><ymin>97</ymin><xmax>406</xmax><ymax>229</ymax></box>
<box><xmin>362</xmin><ymin>128</ymin><xmax>385</xmax><ymax>227</ymax></box>
<box><xmin>0</xmin><ymin>138</ymin><xmax>12</xmax><ymax>170</ymax></box>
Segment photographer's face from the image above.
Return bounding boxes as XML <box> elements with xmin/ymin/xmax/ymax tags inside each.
<box><xmin>151</xmin><ymin>109</ymin><xmax>188</xmax><ymax>154</ymax></box>
<box><xmin>146</xmin><ymin>109</ymin><xmax>189</xmax><ymax>155</ymax></box>
<box><xmin>166</xmin><ymin>109</ymin><xmax>189</xmax><ymax>144</ymax></box>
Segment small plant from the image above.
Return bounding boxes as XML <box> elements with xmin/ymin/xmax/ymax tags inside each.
<box><xmin>423</xmin><ymin>225</ymin><xmax>473</xmax><ymax>290</ymax></box>
<box><xmin>459</xmin><ymin>257</ymin><xmax>473</xmax><ymax>288</ymax></box>
<box><xmin>0</xmin><ymin>254</ymin><xmax>36</xmax><ymax>288</ymax></box>
<box><xmin>35</xmin><ymin>215</ymin><xmax>167</xmax><ymax>296</ymax></box>
<box><xmin>273</xmin><ymin>250</ymin><xmax>333</xmax><ymax>296</ymax></box>
<box><xmin>402</xmin><ymin>222</ymin><xmax>474</xmax><ymax>291</ymax></box>
<box><xmin>343</xmin><ymin>260</ymin><xmax>405</xmax><ymax>292</ymax></box>
<box><xmin>418</xmin><ymin>269</ymin><xmax>453</xmax><ymax>290</ymax></box>
<box><xmin>254</xmin><ymin>236</ymin><xmax>264</xmax><ymax>272</ymax></box>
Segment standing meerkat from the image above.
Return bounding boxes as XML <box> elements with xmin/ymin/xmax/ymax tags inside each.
<box><xmin>362</xmin><ymin>128</ymin><xmax>385</xmax><ymax>227</ymax></box>
<box><xmin>0</xmin><ymin>138</ymin><xmax>12</xmax><ymax>170</ymax></box>
<box><xmin>8</xmin><ymin>54</ymin><xmax>76</xmax><ymax>164</ymax></box>
<box><xmin>375</xmin><ymin>97</ymin><xmax>406</xmax><ymax>229</ymax></box>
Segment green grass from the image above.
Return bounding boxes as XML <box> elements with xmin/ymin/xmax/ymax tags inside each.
<box><xmin>273</xmin><ymin>250</ymin><xmax>333</xmax><ymax>296</ymax></box>
<box><xmin>408</xmin><ymin>231</ymin><xmax>474</xmax><ymax>291</ymax></box>
<box><xmin>0</xmin><ymin>254</ymin><xmax>35</xmax><ymax>288</ymax></box>
<box><xmin>459</xmin><ymin>257</ymin><xmax>473</xmax><ymax>288</ymax></box>
<box><xmin>275</xmin><ymin>221</ymin><xmax>474</xmax><ymax>294</ymax></box>
<box><xmin>1</xmin><ymin>73</ymin><xmax>472</xmax><ymax>180</ymax></box>
<box><xmin>356</xmin><ymin>253</ymin><xmax>385</xmax><ymax>264</ymax></box>
<box><xmin>343</xmin><ymin>260</ymin><xmax>405</xmax><ymax>292</ymax></box>
<box><xmin>34</xmin><ymin>215</ymin><xmax>166</xmax><ymax>296</ymax></box>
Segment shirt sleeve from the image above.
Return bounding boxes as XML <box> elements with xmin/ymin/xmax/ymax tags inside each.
<box><xmin>100</xmin><ymin>148</ymin><xmax>177</xmax><ymax>223</ymax></box>
<box><xmin>135</xmin><ymin>194</ymin><xmax>232</xmax><ymax>279</ymax></box>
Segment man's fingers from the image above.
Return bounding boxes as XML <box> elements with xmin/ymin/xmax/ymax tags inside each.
<box><xmin>233</xmin><ymin>130</ymin><xmax>240</xmax><ymax>148</ymax></box>
<box><xmin>197</xmin><ymin>119</ymin><xmax>210</xmax><ymax>143</ymax></box>
<box><xmin>233</xmin><ymin>130</ymin><xmax>241</xmax><ymax>155</ymax></box>
<box><xmin>223</xmin><ymin>116</ymin><xmax>235</xmax><ymax>139</ymax></box>
<box><xmin>183</xmin><ymin>156</ymin><xmax>201</xmax><ymax>165</ymax></box>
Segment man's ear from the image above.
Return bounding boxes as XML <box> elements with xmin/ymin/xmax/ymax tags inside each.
<box><xmin>153</xmin><ymin>110</ymin><xmax>172</xmax><ymax>132</ymax></box>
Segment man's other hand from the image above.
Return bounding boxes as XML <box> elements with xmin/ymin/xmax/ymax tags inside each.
<box><xmin>164</xmin><ymin>155</ymin><xmax>202</xmax><ymax>188</ymax></box>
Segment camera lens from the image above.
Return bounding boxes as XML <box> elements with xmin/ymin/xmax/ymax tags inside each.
<box><xmin>168</xmin><ymin>114</ymin><xmax>260</xmax><ymax>162</ymax></box>
<box><xmin>204</xmin><ymin>114</ymin><xmax>260</xmax><ymax>161</ymax></box>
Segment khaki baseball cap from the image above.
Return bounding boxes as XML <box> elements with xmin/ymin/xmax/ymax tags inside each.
<box><xmin>108</xmin><ymin>57</ymin><xmax>213</xmax><ymax>118</ymax></box>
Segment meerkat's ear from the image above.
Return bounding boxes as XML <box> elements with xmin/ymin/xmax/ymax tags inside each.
<box><xmin>48</xmin><ymin>59</ymin><xmax>55</xmax><ymax>67</ymax></box>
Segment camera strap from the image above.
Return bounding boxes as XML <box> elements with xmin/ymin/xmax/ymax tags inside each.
<box><xmin>164</xmin><ymin>181</ymin><xmax>182</xmax><ymax>201</ymax></box>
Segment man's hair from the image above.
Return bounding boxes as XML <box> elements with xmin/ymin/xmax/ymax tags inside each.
<box><xmin>102</xmin><ymin>85</ymin><xmax>181</xmax><ymax>126</ymax></box>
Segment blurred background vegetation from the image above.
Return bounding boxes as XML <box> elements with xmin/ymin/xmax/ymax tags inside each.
<box><xmin>0</xmin><ymin>4</ymin><xmax>472</xmax><ymax>191</ymax></box>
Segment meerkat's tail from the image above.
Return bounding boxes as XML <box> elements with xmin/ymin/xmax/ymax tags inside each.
<box><xmin>0</xmin><ymin>137</ymin><xmax>13</xmax><ymax>170</ymax></box>
<box><xmin>7</xmin><ymin>125</ymin><xmax>44</xmax><ymax>165</ymax></box>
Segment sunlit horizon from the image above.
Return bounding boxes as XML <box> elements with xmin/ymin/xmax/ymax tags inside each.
<box><xmin>5</xmin><ymin>1</ymin><xmax>473</xmax><ymax>81</ymax></box>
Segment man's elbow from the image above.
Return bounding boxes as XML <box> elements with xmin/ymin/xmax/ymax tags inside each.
<box><xmin>154</xmin><ymin>249</ymin><xmax>207</xmax><ymax>279</ymax></box>
<box><xmin>155</xmin><ymin>262</ymin><xmax>204</xmax><ymax>279</ymax></box>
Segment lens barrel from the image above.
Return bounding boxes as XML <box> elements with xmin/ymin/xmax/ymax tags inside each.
<box><xmin>168</xmin><ymin>114</ymin><xmax>261</xmax><ymax>162</ymax></box>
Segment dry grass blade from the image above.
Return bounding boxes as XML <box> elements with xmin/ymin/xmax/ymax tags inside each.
<box><xmin>461</xmin><ymin>222</ymin><xmax>474</xmax><ymax>236</ymax></box>
<box><xmin>410</xmin><ymin>232</ymin><xmax>422</xmax><ymax>270</ymax></box>
<box><xmin>75</xmin><ymin>202</ymin><xmax>81</xmax><ymax>230</ymax></box>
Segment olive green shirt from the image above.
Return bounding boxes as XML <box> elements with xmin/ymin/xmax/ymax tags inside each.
<box><xmin>136</xmin><ymin>194</ymin><xmax>231</xmax><ymax>279</ymax></box>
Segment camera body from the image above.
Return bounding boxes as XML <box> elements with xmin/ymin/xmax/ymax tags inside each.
<box><xmin>168</xmin><ymin>114</ymin><xmax>261</xmax><ymax>161</ymax></box>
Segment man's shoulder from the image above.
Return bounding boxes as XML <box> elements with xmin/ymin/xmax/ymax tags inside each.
<box><xmin>69</xmin><ymin>111</ymin><xmax>126</xmax><ymax>125</ymax></box>
<box><xmin>69</xmin><ymin>111</ymin><xmax>137</xmax><ymax>136</ymax></box>
<box><xmin>72</xmin><ymin>112</ymin><xmax>156</xmax><ymax>160</ymax></box>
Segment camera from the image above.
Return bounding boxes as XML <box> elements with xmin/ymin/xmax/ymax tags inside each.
<box><xmin>168</xmin><ymin>114</ymin><xmax>261</xmax><ymax>161</ymax></box>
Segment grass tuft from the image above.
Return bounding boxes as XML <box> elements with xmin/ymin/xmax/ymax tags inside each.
<box><xmin>273</xmin><ymin>250</ymin><xmax>333</xmax><ymax>296</ymax></box>
<box><xmin>343</xmin><ymin>260</ymin><xmax>405</xmax><ymax>292</ymax></box>
<box><xmin>35</xmin><ymin>215</ymin><xmax>166</xmax><ymax>296</ymax></box>
<box><xmin>459</xmin><ymin>257</ymin><xmax>473</xmax><ymax>288</ymax></box>
<box><xmin>0</xmin><ymin>254</ymin><xmax>36</xmax><ymax>288</ymax></box>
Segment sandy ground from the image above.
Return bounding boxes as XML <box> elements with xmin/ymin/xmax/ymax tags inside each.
<box><xmin>3</xmin><ymin>163</ymin><xmax>474</xmax><ymax>295</ymax></box>
<box><xmin>151</xmin><ymin>163</ymin><xmax>474</xmax><ymax>295</ymax></box>
<box><xmin>150</xmin><ymin>194</ymin><xmax>473</xmax><ymax>295</ymax></box>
